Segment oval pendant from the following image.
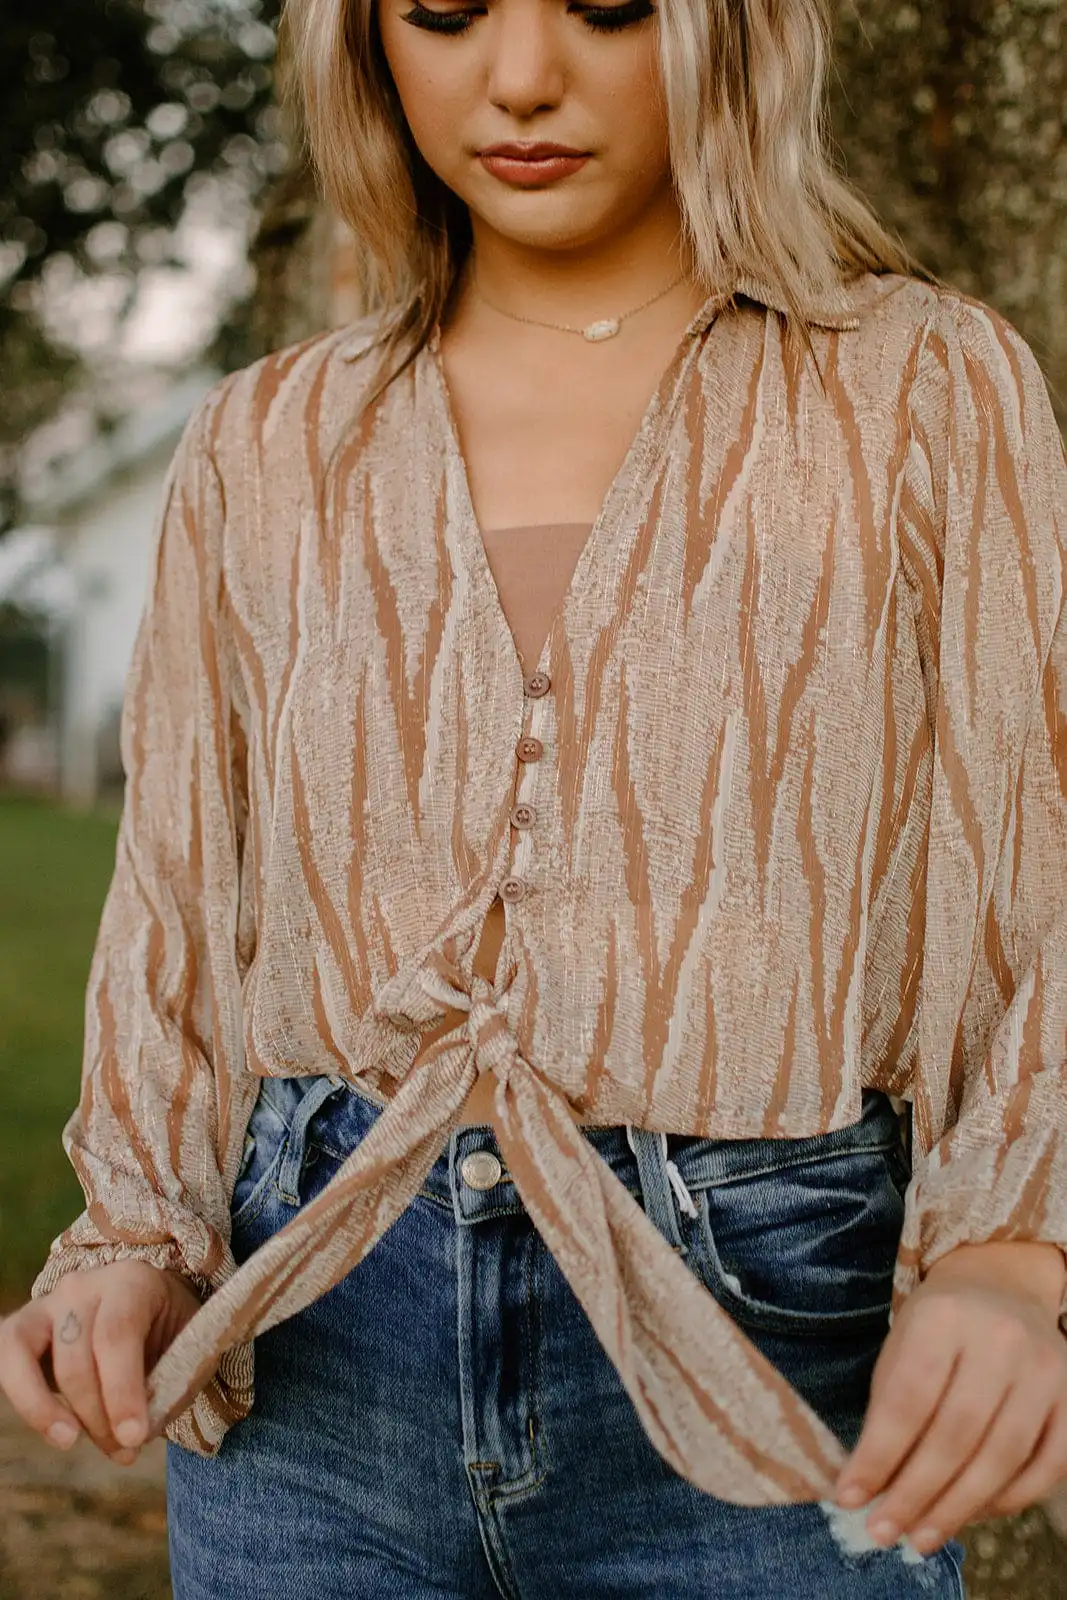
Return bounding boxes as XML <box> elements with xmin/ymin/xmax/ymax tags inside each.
<box><xmin>582</xmin><ymin>319</ymin><xmax>621</xmax><ymax>342</ymax></box>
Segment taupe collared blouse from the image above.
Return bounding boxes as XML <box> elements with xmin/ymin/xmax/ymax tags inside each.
<box><xmin>31</xmin><ymin>268</ymin><xmax>1067</xmax><ymax>1506</ymax></box>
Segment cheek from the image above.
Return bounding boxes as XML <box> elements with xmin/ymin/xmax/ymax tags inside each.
<box><xmin>377</xmin><ymin>30</ymin><xmax>474</xmax><ymax>177</ymax></box>
<box><xmin>596</xmin><ymin>41</ymin><xmax>670</xmax><ymax>178</ymax></box>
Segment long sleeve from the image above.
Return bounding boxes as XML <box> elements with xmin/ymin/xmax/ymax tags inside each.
<box><xmin>30</xmin><ymin>376</ymin><xmax>262</xmax><ymax>1450</ymax></box>
<box><xmin>894</xmin><ymin>290</ymin><xmax>1067</xmax><ymax>1330</ymax></box>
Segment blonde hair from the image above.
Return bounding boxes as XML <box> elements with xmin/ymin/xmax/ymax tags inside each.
<box><xmin>277</xmin><ymin>0</ymin><xmax>941</xmax><ymax>390</ymax></box>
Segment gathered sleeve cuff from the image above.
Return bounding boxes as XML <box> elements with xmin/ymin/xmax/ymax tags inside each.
<box><xmin>893</xmin><ymin>288</ymin><xmax>1067</xmax><ymax>1330</ymax></box>
<box><xmin>30</xmin><ymin>375</ymin><xmax>262</xmax><ymax>1449</ymax></box>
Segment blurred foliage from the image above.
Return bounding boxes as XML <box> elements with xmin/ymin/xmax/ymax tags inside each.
<box><xmin>0</xmin><ymin>0</ymin><xmax>286</xmax><ymax>529</ymax></box>
<box><xmin>0</xmin><ymin>602</ymin><xmax>51</xmax><ymax>709</ymax></box>
<box><xmin>0</xmin><ymin>794</ymin><xmax>121</xmax><ymax>1303</ymax></box>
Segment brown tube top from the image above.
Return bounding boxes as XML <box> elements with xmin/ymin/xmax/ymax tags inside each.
<box><xmin>479</xmin><ymin>522</ymin><xmax>593</xmax><ymax>677</ymax></box>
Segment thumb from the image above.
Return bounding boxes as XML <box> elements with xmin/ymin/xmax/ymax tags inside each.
<box><xmin>145</xmin><ymin>1270</ymin><xmax>206</xmax><ymax>1366</ymax></box>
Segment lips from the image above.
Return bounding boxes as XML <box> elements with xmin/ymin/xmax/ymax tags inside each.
<box><xmin>478</xmin><ymin>144</ymin><xmax>591</xmax><ymax>187</ymax></box>
<box><xmin>480</xmin><ymin>142</ymin><xmax>588</xmax><ymax>159</ymax></box>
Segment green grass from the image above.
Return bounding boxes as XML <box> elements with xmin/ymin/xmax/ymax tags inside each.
<box><xmin>0</xmin><ymin>791</ymin><xmax>122</xmax><ymax>1306</ymax></box>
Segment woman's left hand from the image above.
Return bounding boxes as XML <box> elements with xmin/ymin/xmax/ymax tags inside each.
<box><xmin>832</xmin><ymin>1241</ymin><xmax>1067</xmax><ymax>1554</ymax></box>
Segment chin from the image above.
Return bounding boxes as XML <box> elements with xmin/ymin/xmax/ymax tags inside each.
<box><xmin>487</xmin><ymin>224</ymin><xmax>604</xmax><ymax>252</ymax></box>
<box><xmin>466</xmin><ymin>197</ymin><xmax>616</xmax><ymax>253</ymax></box>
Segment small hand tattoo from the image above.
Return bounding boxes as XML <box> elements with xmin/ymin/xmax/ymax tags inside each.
<box><xmin>58</xmin><ymin>1311</ymin><xmax>83</xmax><ymax>1345</ymax></box>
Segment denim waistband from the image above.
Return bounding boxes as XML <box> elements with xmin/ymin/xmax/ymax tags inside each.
<box><xmin>252</xmin><ymin>1074</ymin><xmax>906</xmax><ymax>1259</ymax></box>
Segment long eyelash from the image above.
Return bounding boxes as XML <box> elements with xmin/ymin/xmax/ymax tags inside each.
<box><xmin>399</xmin><ymin>0</ymin><xmax>656</xmax><ymax>32</ymax></box>
<box><xmin>577</xmin><ymin>0</ymin><xmax>655</xmax><ymax>29</ymax></box>
<box><xmin>400</xmin><ymin>3</ymin><xmax>479</xmax><ymax>33</ymax></box>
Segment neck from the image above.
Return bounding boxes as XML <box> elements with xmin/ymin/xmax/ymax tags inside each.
<box><xmin>462</xmin><ymin>196</ymin><xmax>701</xmax><ymax>323</ymax></box>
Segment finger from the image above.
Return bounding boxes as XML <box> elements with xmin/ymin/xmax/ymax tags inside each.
<box><xmin>982</xmin><ymin>1401</ymin><xmax>1067</xmax><ymax>1520</ymax></box>
<box><xmin>902</xmin><ymin>1381</ymin><xmax>1053</xmax><ymax>1552</ymax></box>
<box><xmin>835</xmin><ymin>1316</ymin><xmax>960</xmax><ymax>1506</ymax></box>
<box><xmin>0</xmin><ymin>1307</ymin><xmax>83</xmax><ymax>1447</ymax></box>
<box><xmin>93</xmin><ymin>1291</ymin><xmax>157</xmax><ymax>1451</ymax></box>
<box><xmin>49</xmin><ymin>1298</ymin><xmax>127</xmax><ymax>1459</ymax></box>
<box><xmin>865</xmin><ymin>1351</ymin><xmax>1014</xmax><ymax>1543</ymax></box>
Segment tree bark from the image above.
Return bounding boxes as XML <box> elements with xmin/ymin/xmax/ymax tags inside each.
<box><xmin>829</xmin><ymin>0</ymin><xmax>1067</xmax><ymax>429</ymax></box>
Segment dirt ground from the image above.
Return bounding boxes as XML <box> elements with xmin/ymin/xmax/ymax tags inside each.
<box><xmin>2</xmin><ymin>1394</ymin><xmax>1067</xmax><ymax>1599</ymax></box>
<box><xmin>0</xmin><ymin>1399</ymin><xmax>170</xmax><ymax>1600</ymax></box>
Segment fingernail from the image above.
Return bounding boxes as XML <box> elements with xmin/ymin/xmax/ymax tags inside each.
<box><xmin>868</xmin><ymin>1517</ymin><xmax>899</xmax><ymax>1544</ymax></box>
<box><xmin>115</xmin><ymin>1419</ymin><xmax>145</xmax><ymax>1448</ymax></box>
<box><xmin>912</xmin><ymin>1527</ymin><xmax>943</xmax><ymax>1553</ymax></box>
<box><xmin>113</xmin><ymin>1446</ymin><xmax>139</xmax><ymax>1466</ymax></box>
<box><xmin>47</xmin><ymin>1420</ymin><xmax>79</xmax><ymax>1448</ymax></box>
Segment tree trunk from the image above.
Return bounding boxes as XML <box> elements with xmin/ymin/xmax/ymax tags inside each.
<box><xmin>828</xmin><ymin>0</ymin><xmax>1067</xmax><ymax>430</ymax></box>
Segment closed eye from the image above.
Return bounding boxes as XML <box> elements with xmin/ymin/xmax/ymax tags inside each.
<box><xmin>572</xmin><ymin>0</ymin><xmax>656</xmax><ymax>30</ymax></box>
<box><xmin>400</xmin><ymin>0</ymin><xmax>655</xmax><ymax>34</ymax></box>
<box><xmin>399</xmin><ymin>3</ymin><xmax>479</xmax><ymax>33</ymax></box>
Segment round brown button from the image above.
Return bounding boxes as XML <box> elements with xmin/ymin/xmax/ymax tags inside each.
<box><xmin>525</xmin><ymin>671</ymin><xmax>551</xmax><ymax>698</ymax></box>
<box><xmin>500</xmin><ymin>876</ymin><xmax>527</xmax><ymax>903</ymax></box>
<box><xmin>510</xmin><ymin>803</ymin><xmax>536</xmax><ymax>830</ymax></box>
<box><xmin>516</xmin><ymin>736</ymin><xmax>543</xmax><ymax>763</ymax></box>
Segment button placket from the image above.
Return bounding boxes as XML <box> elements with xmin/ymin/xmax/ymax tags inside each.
<box><xmin>504</xmin><ymin>683</ymin><xmax>549</xmax><ymax>909</ymax></box>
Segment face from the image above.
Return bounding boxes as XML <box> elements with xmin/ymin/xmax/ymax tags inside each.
<box><xmin>375</xmin><ymin>0</ymin><xmax>675</xmax><ymax>253</ymax></box>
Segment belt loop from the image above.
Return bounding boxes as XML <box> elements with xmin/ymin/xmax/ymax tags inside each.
<box><xmin>624</xmin><ymin>1123</ymin><xmax>692</xmax><ymax>1255</ymax></box>
<box><xmin>277</xmin><ymin>1075</ymin><xmax>347</xmax><ymax>1206</ymax></box>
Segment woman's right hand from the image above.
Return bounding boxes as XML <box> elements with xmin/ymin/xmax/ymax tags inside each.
<box><xmin>0</xmin><ymin>1261</ymin><xmax>205</xmax><ymax>1462</ymax></box>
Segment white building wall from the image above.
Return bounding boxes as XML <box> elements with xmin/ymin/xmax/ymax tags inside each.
<box><xmin>59</xmin><ymin>456</ymin><xmax>170</xmax><ymax>807</ymax></box>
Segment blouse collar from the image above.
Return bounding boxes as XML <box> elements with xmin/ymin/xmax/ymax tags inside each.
<box><xmin>696</xmin><ymin>272</ymin><xmax>863</xmax><ymax>332</ymax></box>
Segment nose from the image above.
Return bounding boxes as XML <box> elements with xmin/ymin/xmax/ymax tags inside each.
<box><xmin>486</xmin><ymin>0</ymin><xmax>565</xmax><ymax>114</ymax></box>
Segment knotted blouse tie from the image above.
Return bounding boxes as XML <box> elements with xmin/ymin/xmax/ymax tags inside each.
<box><xmin>145</xmin><ymin>956</ymin><xmax>847</xmax><ymax>1501</ymax></box>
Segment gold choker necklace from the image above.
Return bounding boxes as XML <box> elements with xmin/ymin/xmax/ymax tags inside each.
<box><xmin>471</xmin><ymin>271</ymin><xmax>688</xmax><ymax>342</ymax></box>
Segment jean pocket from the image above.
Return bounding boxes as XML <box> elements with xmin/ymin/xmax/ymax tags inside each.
<box><xmin>231</xmin><ymin>1092</ymin><xmax>291</xmax><ymax>1231</ymax></box>
<box><xmin>685</xmin><ymin>1143</ymin><xmax>905</xmax><ymax>1337</ymax></box>
<box><xmin>883</xmin><ymin>1135</ymin><xmax>913</xmax><ymax>1203</ymax></box>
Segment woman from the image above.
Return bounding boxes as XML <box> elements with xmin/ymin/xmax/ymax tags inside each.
<box><xmin>3</xmin><ymin>0</ymin><xmax>1067</xmax><ymax>1592</ymax></box>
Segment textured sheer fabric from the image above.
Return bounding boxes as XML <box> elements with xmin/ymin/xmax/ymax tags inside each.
<box><xmin>31</xmin><ymin>271</ymin><xmax>1067</xmax><ymax>1505</ymax></box>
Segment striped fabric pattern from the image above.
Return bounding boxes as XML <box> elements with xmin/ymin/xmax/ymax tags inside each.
<box><xmin>31</xmin><ymin>270</ymin><xmax>1067</xmax><ymax>1504</ymax></box>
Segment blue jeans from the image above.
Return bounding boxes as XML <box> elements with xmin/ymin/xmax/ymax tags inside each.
<box><xmin>166</xmin><ymin>1079</ymin><xmax>967</xmax><ymax>1598</ymax></box>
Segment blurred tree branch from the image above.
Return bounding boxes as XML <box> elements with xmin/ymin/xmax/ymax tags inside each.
<box><xmin>1</xmin><ymin>0</ymin><xmax>286</xmax><ymax>531</ymax></box>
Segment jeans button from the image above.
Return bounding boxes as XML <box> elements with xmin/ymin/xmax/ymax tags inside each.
<box><xmin>461</xmin><ymin>1152</ymin><xmax>503</xmax><ymax>1190</ymax></box>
